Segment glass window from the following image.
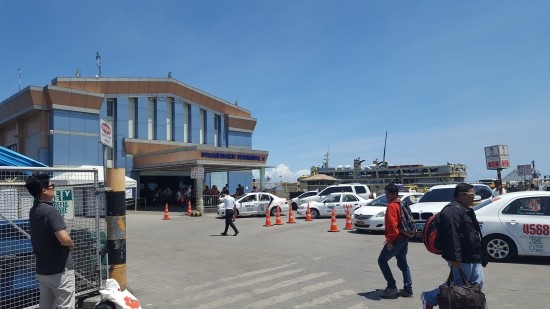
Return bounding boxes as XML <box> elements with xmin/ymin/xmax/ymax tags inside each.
<box><xmin>166</xmin><ymin>97</ymin><xmax>173</xmax><ymax>141</ymax></box>
<box><xmin>106</xmin><ymin>99</ymin><xmax>115</xmax><ymax>117</ymax></box>
<box><xmin>354</xmin><ymin>186</ymin><xmax>367</xmax><ymax>194</ymax></box>
<box><xmin>418</xmin><ymin>188</ymin><xmax>455</xmax><ymax>203</ymax></box>
<box><xmin>344</xmin><ymin>194</ymin><xmax>359</xmax><ymax>202</ymax></box>
<box><xmin>502</xmin><ymin>197</ymin><xmax>549</xmax><ymax>216</ymax></box>
<box><xmin>323</xmin><ymin>194</ymin><xmax>339</xmax><ymax>203</ymax></box>
<box><xmin>128</xmin><ymin>97</ymin><xmax>136</xmax><ymax>138</ymax></box>
<box><xmin>242</xmin><ymin>195</ymin><xmax>257</xmax><ymax>203</ymax></box>
<box><xmin>147</xmin><ymin>97</ymin><xmax>156</xmax><ymax>140</ymax></box>
<box><xmin>474</xmin><ymin>186</ymin><xmax>492</xmax><ymax>200</ymax></box>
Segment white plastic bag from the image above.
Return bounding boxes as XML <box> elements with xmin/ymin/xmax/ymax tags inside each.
<box><xmin>98</xmin><ymin>279</ymin><xmax>142</xmax><ymax>309</ymax></box>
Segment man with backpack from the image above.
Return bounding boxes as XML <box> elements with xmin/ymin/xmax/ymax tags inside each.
<box><xmin>377</xmin><ymin>183</ymin><xmax>413</xmax><ymax>298</ymax></box>
<box><xmin>421</xmin><ymin>183</ymin><xmax>487</xmax><ymax>308</ymax></box>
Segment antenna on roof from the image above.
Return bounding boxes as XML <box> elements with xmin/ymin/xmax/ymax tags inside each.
<box><xmin>95</xmin><ymin>51</ymin><xmax>102</xmax><ymax>78</ymax></box>
<box><xmin>234</xmin><ymin>100</ymin><xmax>238</xmax><ymax>106</ymax></box>
<box><xmin>76</xmin><ymin>69</ymin><xmax>81</xmax><ymax>77</ymax></box>
<box><xmin>168</xmin><ymin>71</ymin><xmax>172</xmax><ymax>78</ymax></box>
<box><xmin>15</xmin><ymin>68</ymin><xmax>21</xmax><ymax>91</ymax></box>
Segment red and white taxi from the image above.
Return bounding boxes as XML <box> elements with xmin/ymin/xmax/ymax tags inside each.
<box><xmin>474</xmin><ymin>191</ymin><xmax>550</xmax><ymax>262</ymax></box>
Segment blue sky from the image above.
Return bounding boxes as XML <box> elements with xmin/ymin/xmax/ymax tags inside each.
<box><xmin>1</xmin><ymin>1</ymin><xmax>549</xmax><ymax>182</ymax></box>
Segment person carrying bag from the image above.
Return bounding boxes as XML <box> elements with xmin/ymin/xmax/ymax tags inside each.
<box><xmin>438</xmin><ymin>268</ymin><xmax>487</xmax><ymax>309</ymax></box>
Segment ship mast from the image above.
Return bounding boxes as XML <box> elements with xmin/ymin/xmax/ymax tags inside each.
<box><xmin>382</xmin><ymin>131</ymin><xmax>387</xmax><ymax>166</ymax></box>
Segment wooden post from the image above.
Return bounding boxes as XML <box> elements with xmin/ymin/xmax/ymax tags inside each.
<box><xmin>106</xmin><ymin>168</ymin><xmax>127</xmax><ymax>290</ymax></box>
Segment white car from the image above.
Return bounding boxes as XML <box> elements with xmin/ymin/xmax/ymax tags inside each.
<box><xmin>290</xmin><ymin>191</ymin><xmax>318</xmax><ymax>211</ymax></box>
<box><xmin>217</xmin><ymin>192</ymin><xmax>289</xmax><ymax>217</ymax></box>
<box><xmin>411</xmin><ymin>183</ymin><xmax>493</xmax><ymax>232</ymax></box>
<box><xmin>300</xmin><ymin>183</ymin><xmax>372</xmax><ymax>204</ymax></box>
<box><xmin>352</xmin><ymin>192</ymin><xmax>424</xmax><ymax>232</ymax></box>
<box><xmin>296</xmin><ymin>192</ymin><xmax>369</xmax><ymax>219</ymax></box>
<box><xmin>474</xmin><ymin>191</ymin><xmax>550</xmax><ymax>262</ymax></box>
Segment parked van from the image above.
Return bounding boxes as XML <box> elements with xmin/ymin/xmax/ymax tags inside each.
<box><xmin>300</xmin><ymin>183</ymin><xmax>372</xmax><ymax>205</ymax></box>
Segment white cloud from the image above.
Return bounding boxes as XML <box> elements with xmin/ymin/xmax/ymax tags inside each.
<box><xmin>253</xmin><ymin>164</ymin><xmax>310</xmax><ymax>183</ymax></box>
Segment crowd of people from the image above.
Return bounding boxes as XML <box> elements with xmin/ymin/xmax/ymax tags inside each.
<box><xmin>149</xmin><ymin>183</ymin><xmax>249</xmax><ymax>207</ymax></box>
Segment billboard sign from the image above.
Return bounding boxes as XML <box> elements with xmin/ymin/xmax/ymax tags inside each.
<box><xmin>99</xmin><ymin>119</ymin><xmax>113</xmax><ymax>148</ymax></box>
<box><xmin>517</xmin><ymin>164</ymin><xmax>533</xmax><ymax>176</ymax></box>
<box><xmin>484</xmin><ymin>145</ymin><xmax>510</xmax><ymax>170</ymax></box>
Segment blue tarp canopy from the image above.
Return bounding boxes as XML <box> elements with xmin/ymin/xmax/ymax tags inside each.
<box><xmin>0</xmin><ymin>146</ymin><xmax>47</xmax><ymax>167</ymax></box>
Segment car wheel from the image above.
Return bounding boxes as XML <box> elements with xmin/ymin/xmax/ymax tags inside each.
<box><xmin>484</xmin><ymin>234</ymin><xmax>517</xmax><ymax>262</ymax></box>
<box><xmin>270</xmin><ymin>207</ymin><xmax>279</xmax><ymax>217</ymax></box>
<box><xmin>310</xmin><ymin>208</ymin><xmax>320</xmax><ymax>219</ymax></box>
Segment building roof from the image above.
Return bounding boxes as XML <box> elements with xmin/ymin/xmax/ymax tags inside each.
<box><xmin>0</xmin><ymin>146</ymin><xmax>47</xmax><ymax>167</ymax></box>
<box><xmin>302</xmin><ymin>174</ymin><xmax>340</xmax><ymax>182</ymax></box>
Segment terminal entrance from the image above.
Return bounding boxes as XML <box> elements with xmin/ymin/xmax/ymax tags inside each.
<box><xmin>140</xmin><ymin>175</ymin><xmax>193</xmax><ymax>207</ymax></box>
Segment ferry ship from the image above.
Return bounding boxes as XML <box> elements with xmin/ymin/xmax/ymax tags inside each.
<box><xmin>312</xmin><ymin>153</ymin><xmax>467</xmax><ymax>192</ymax></box>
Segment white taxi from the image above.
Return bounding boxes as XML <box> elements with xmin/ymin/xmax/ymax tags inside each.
<box><xmin>217</xmin><ymin>192</ymin><xmax>289</xmax><ymax>217</ymax></box>
<box><xmin>474</xmin><ymin>191</ymin><xmax>550</xmax><ymax>262</ymax></box>
<box><xmin>352</xmin><ymin>192</ymin><xmax>424</xmax><ymax>232</ymax></box>
<box><xmin>296</xmin><ymin>193</ymin><xmax>369</xmax><ymax>219</ymax></box>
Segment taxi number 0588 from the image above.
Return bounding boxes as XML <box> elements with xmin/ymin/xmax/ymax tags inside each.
<box><xmin>522</xmin><ymin>224</ymin><xmax>550</xmax><ymax>236</ymax></box>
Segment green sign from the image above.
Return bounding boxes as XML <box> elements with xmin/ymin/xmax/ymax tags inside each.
<box><xmin>54</xmin><ymin>188</ymin><xmax>74</xmax><ymax>220</ymax></box>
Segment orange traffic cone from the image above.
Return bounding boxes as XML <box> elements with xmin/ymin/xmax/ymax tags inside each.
<box><xmin>287</xmin><ymin>204</ymin><xmax>296</xmax><ymax>224</ymax></box>
<box><xmin>275</xmin><ymin>207</ymin><xmax>283</xmax><ymax>225</ymax></box>
<box><xmin>187</xmin><ymin>200</ymin><xmax>192</xmax><ymax>216</ymax></box>
<box><xmin>305</xmin><ymin>203</ymin><xmax>313</xmax><ymax>222</ymax></box>
<box><xmin>162</xmin><ymin>203</ymin><xmax>171</xmax><ymax>220</ymax></box>
<box><xmin>344</xmin><ymin>204</ymin><xmax>353</xmax><ymax>230</ymax></box>
<box><xmin>263</xmin><ymin>208</ymin><xmax>273</xmax><ymax>227</ymax></box>
<box><xmin>328</xmin><ymin>207</ymin><xmax>340</xmax><ymax>232</ymax></box>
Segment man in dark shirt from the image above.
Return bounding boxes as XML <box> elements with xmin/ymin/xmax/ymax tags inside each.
<box><xmin>26</xmin><ymin>173</ymin><xmax>75</xmax><ymax>308</ymax></box>
<box><xmin>421</xmin><ymin>183</ymin><xmax>486</xmax><ymax>308</ymax></box>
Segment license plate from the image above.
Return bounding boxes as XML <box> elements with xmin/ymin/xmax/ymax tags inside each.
<box><xmin>416</xmin><ymin>223</ymin><xmax>425</xmax><ymax>231</ymax></box>
<box><xmin>356</xmin><ymin>220</ymin><xmax>365</xmax><ymax>225</ymax></box>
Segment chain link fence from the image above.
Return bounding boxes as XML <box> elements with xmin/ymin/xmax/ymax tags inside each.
<box><xmin>0</xmin><ymin>167</ymin><xmax>106</xmax><ymax>308</ymax></box>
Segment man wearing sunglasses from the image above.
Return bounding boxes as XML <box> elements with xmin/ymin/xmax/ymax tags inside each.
<box><xmin>421</xmin><ymin>183</ymin><xmax>486</xmax><ymax>309</ymax></box>
<box><xmin>25</xmin><ymin>173</ymin><xmax>75</xmax><ymax>308</ymax></box>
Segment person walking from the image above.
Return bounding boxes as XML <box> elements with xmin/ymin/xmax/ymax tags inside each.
<box><xmin>25</xmin><ymin>173</ymin><xmax>75</xmax><ymax>308</ymax></box>
<box><xmin>377</xmin><ymin>183</ymin><xmax>413</xmax><ymax>299</ymax></box>
<box><xmin>219</xmin><ymin>192</ymin><xmax>239</xmax><ymax>236</ymax></box>
<box><xmin>421</xmin><ymin>183</ymin><xmax>487</xmax><ymax>308</ymax></box>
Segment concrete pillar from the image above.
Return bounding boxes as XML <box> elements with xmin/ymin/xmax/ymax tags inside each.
<box><xmin>105</xmin><ymin>168</ymin><xmax>127</xmax><ymax>290</ymax></box>
<box><xmin>260</xmin><ymin>167</ymin><xmax>266</xmax><ymax>190</ymax></box>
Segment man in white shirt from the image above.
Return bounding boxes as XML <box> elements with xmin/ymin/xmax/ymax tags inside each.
<box><xmin>492</xmin><ymin>180</ymin><xmax>506</xmax><ymax>197</ymax></box>
<box><xmin>220</xmin><ymin>193</ymin><xmax>239</xmax><ymax>236</ymax></box>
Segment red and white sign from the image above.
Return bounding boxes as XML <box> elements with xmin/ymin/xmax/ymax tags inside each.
<box><xmin>100</xmin><ymin>119</ymin><xmax>113</xmax><ymax>148</ymax></box>
<box><xmin>484</xmin><ymin>145</ymin><xmax>509</xmax><ymax>170</ymax></box>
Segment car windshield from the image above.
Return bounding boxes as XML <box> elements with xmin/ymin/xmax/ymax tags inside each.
<box><xmin>368</xmin><ymin>194</ymin><xmax>389</xmax><ymax>206</ymax></box>
<box><xmin>418</xmin><ymin>188</ymin><xmax>455</xmax><ymax>203</ymax></box>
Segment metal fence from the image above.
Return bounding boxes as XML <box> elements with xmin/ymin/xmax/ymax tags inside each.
<box><xmin>0</xmin><ymin>167</ymin><xmax>105</xmax><ymax>308</ymax></box>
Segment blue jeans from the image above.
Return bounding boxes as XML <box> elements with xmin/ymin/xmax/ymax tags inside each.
<box><xmin>377</xmin><ymin>238</ymin><xmax>412</xmax><ymax>292</ymax></box>
<box><xmin>422</xmin><ymin>261</ymin><xmax>484</xmax><ymax>306</ymax></box>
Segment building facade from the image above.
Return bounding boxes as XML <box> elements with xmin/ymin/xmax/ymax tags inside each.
<box><xmin>0</xmin><ymin>77</ymin><xmax>269</xmax><ymax>206</ymax></box>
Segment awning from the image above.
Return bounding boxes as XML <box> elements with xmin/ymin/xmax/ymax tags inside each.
<box><xmin>51</xmin><ymin>165</ymin><xmax>137</xmax><ymax>188</ymax></box>
<box><xmin>0</xmin><ymin>146</ymin><xmax>47</xmax><ymax>167</ymax></box>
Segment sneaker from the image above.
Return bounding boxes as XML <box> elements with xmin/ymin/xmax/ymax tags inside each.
<box><xmin>380</xmin><ymin>287</ymin><xmax>398</xmax><ymax>298</ymax></box>
<box><xmin>234</xmin><ymin>231</ymin><xmax>239</xmax><ymax>236</ymax></box>
<box><xmin>398</xmin><ymin>289</ymin><xmax>413</xmax><ymax>298</ymax></box>
<box><xmin>421</xmin><ymin>292</ymin><xmax>433</xmax><ymax>309</ymax></box>
<box><xmin>220</xmin><ymin>233</ymin><xmax>227</xmax><ymax>236</ymax></box>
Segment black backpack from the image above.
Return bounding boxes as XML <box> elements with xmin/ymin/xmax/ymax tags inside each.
<box><xmin>398</xmin><ymin>199</ymin><xmax>417</xmax><ymax>238</ymax></box>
